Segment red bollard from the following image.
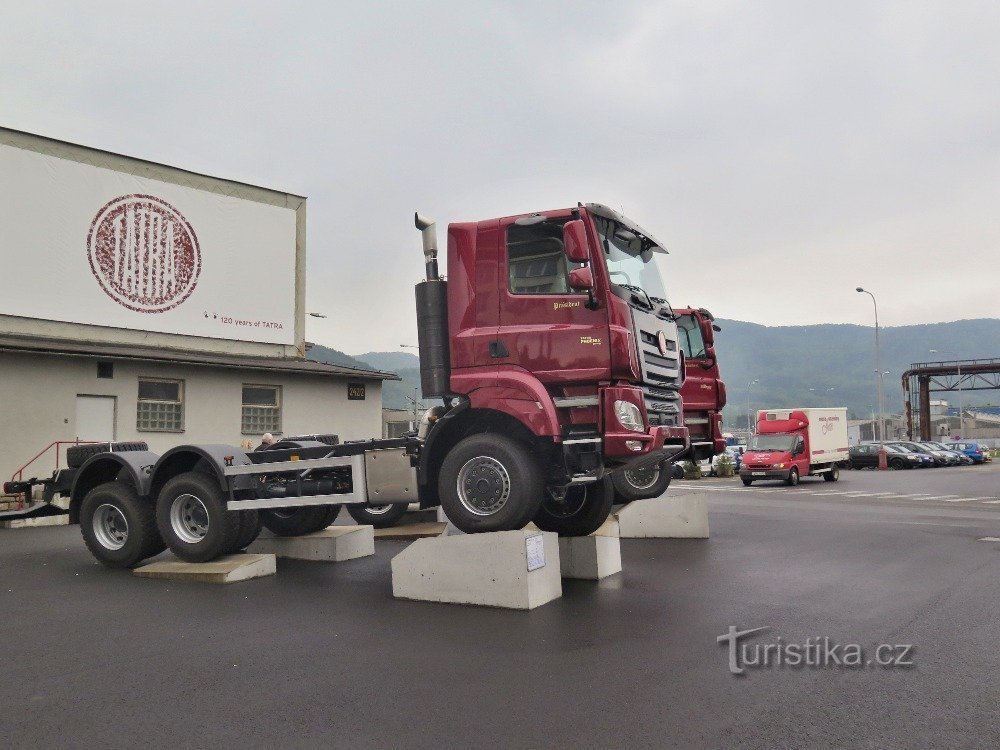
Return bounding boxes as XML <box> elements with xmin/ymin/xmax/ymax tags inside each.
<box><xmin>877</xmin><ymin>445</ymin><xmax>888</xmax><ymax>470</ymax></box>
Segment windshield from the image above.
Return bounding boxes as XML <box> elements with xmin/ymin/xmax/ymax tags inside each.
<box><xmin>748</xmin><ymin>434</ymin><xmax>796</xmax><ymax>452</ymax></box>
<box><xmin>676</xmin><ymin>314</ymin><xmax>707</xmax><ymax>358</ymax></box>
<box><xmin>592</xmin><ymin>215</ymin><xmax>669</xmax><ymax>302</ymax></box>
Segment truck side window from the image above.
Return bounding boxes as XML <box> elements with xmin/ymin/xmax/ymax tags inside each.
<box><xmin>506</xmin><ymin>222</ymin><xmax>575</xmax><ymax>295</ymax></box>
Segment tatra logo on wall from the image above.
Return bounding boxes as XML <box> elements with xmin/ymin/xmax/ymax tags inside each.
<box><xmin>87</xmin><ymin>194</ymin><xmax>202</xmax><ymax>313</ymax></box>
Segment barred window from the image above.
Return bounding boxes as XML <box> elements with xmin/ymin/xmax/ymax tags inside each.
<box><xmin>137</xmin><ymin>379</ymin><xmax>184</xmax><ymax>432</ymax></box>
<box><xmin>242</xmin><ymin>385</ymin><xmax>281</xmax><ymax>435</ymax></box>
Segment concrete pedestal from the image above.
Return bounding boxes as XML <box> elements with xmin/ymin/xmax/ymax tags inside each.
<box><xmin>558</xmin><ymin>534</ymin><xmax>622</xmax><ymax>579</ymax></box>
<box><xmin>391</xmin><ymin>529</ymin><xmax>562</xmax><ymax>609</ymax></box>
<box><xmin>614</xmin><ymin>494</ymin><xmax>710</xmax><ymax>538</ymax></box>
<box><xmin>374</xmin><ymin>522</ymin><xmax>448</xmax><ymax>540</ymax></box>
<box><xmin>0</xmin><ymin>514</ymin><xmax>70</xmax><ymax>529</ymax></box>
<box><xmin>134</xmin><ymin>554</ymin><xmax>276</xmax><ymax>583</ymax></box>
<box><xmin>249</xmin><ymin>525</ymin><xmax>374</xmax><ymax>561</ymax></box>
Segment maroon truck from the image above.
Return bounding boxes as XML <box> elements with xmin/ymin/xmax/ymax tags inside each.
<box><xmin>6</xmin><ymin>204</ymin><xmax>690</xmax><ymax>568</ymax></box>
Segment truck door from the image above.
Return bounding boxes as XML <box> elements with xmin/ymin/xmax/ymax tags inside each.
<box><xmin>495</xmin><ymin>217</ymin><xmax>611</xmax><ymax>384</ymax></box>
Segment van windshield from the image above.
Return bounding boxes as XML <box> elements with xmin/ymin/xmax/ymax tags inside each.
<box><xmin>748</xmin><ymin>434</ymin><xmax>795</xmax><ymax>452</ymax></box>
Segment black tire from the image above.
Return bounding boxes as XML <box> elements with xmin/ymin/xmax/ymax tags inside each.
<box><xmin>786</xmin><ymin>467</ymin><xmax>799</xmax><ymax>486</ymax></box>
<box><xmin>741</xmin><ymin>476</ymin><xmax>753</xmax><ymax>486</ymax></box>
<box><xmin>437</xmin><ymin>433</ymin><xmax>542</xmax><ymax>533</ymax></box>
<box><xmin>611</xmin><ymin>462</ymin><xmax>671</xmax><ymax>503</ymax></box>
<box><xmin>889</xmin><ymin>458</ymin><xmax>905</xmax><ymax>470</ymax></box>
<box><xmin>259</xmin><ymin>505</ymin><xmax>340</xmax><ymax>537</ymax></box>
<box><xmin>155</xmin><ymin>472</ymin><xmax>241</xmax><ymax>563</ymax></box>
<box><xmin>346</xmin><ymin>503</ymin><xmax>409</xmax><ymax>528</ymax></box>
<box><xmin>824</xmin><ymin>465</ymin><xmax>840</xmax><ymax>482</ymax></box>
<box><xmin>67</xmin><ymin>441</ymin><xmax>149</xmax><ymax>469</ymax></box>
<box><xmin>80</xmin><ymin>481</ymin><xmax>164</xmax><ymax>568</ymax></box>
<box><xmin>670</xmin><ymin>462</ymin><xmax>685</xmax><ymax>480</ymax></box>
<box><xmin>534</xmin><ymin>478</ymin><xmax>615</xmax><ymax>536</ymax></box>
<box><xmin>231</xmin><ymin>510</ymin><xmax>263</xmax><ymax>552</ymax></box>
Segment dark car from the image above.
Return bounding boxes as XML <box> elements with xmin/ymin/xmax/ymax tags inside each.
<box><xmin>850</xmin><ymin>443</ymin><xmax>926</xmax><ymax>470</ymax></box>
<box><xmin>890</xmin><ymin>441</ymin><xmax>948</xmax><ymax>466</ymax></box>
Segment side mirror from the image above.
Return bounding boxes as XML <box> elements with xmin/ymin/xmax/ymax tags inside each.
<box><xmin>700</xmin><ymin>317</ymin><xmax>715</xmax><ymax>346</ymax></box>
<box><xmin>563</xmin><ymin>220</ymin><xmax>590</xmax><ymax>263</ymax></box>
<box><xmin>568</xmin><ymin>267</ymin><xmax>594</xmax><ymax>290</ymax></box>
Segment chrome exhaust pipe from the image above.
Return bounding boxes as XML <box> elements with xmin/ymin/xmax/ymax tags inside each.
<box><xmin>414</xmin><ymin>212</ymin><xmax>439</xmax><ymax>280</ymax></box>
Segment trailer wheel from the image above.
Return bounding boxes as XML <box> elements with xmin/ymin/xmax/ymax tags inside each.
<box><xmin>534</xmin><ymin>478</ymin><xmax>614</xmax><ymax>536</ymax></box>
<box><xmin>259</xmin><ymin>505</ymin><xmax>340</xmax><ymax>536</ymax></box>
<box><xmin>823</xmin><ymin>465</ymin><xmax>840</xmax><ymax>482</ymax></box>
<box><xmin>438</xmin><ymin>433</ymin><xmax>542</xmax><ymax>533</ymax></box>
<box><xmin>155</xmin><ymin>472</ymin><xmax>241</xmax><ymax>563</ymax></box>
<box><xmin>80</xmin><ymin>482</ymin><xmax>164</xmax><ymax>568</ymax></box>
<box><xmin>612</xmin><ymin>462</ymin><xmax>671</xmax><ymax>503</ymax></box>
<box><xmin>346</xmin><ymin>503</ymin><xmax>409</xmax><ymax>528</ymax></box>
<box><xmin>786</xmin><ymin>467</ymin><xmax>799</xmax><ymax>486</ymax></box>
<box><xmin>230</xmin><ymin>510</ymin><xmax>263</xmax><ymax>551</ymax></box>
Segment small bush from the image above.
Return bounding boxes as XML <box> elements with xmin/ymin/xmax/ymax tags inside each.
<box><xmin>683</xmin><ymin>460</ymin><xmax>702</xmax><ymax>479</ymax></box>
<box><xmin>715</xmin><ymin>453</ymin><xmax>735</xmax><ymax>478</ymax></box>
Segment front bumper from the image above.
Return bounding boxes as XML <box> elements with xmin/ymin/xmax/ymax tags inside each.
<box><xmin>607</xmin><ymin>426</ymin><xmax>690</xmax><ymax>469</ymax></box>
<box><xmin>740</xmin><ymin>468</ymin><xmax>791</xmax><ymax>481</ymax></box>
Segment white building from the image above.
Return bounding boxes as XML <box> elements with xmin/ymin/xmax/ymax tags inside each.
<box><xmin>0</xmin><ymin>127</ymin><xmax>395</xmax><ymax>484</ymax></box>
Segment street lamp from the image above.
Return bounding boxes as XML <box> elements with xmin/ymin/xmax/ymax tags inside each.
<box><xmin>856</xmin><ymin>287</ymin><xmax>888</xmax><ymax>468</ymax></box>
<box><xmin>929</xmin><ymin>349</ymin><xmax>963</xmax><ymax>436</ymax></box>
<box><xmin>877</xmin><ymin>371</ymin><xmax>890</xmax><ymax>439</ymax></box>
<box><xmin>746</xmin><ymin>379</ymin><xmax>759</xmax><ymax>438</ymax></box>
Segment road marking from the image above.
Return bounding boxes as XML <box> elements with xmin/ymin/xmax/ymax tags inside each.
<box><xmin>941</xmin><ymin>498</ymin><xmax>973</xmax><ymax>502</ymax></box>
<box><xmin>978</xmin><ymin>537</ymin><xmax>1000</xmax><ymax>542</ymax></box>
<box><xmin>921</xmin><ymin>495</ymin><xmax>961</xmax><ymax>500</ymax></box>
<box><xmin>981</xmin><ymin>500</ymin><xmax>1000</xmax><ymax>504</ymax></box>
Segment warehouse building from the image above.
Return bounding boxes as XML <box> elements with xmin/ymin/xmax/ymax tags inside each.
<box><xmin>0</xmin><ymin>127</ymin><xmax>395</xmax><ymax>485</ymax></box>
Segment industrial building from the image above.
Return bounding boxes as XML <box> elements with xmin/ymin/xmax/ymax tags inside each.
<box><xmin>0</xmin><ymin>127</ymin><xmax>395</xmax><ymax>486</ymax></box>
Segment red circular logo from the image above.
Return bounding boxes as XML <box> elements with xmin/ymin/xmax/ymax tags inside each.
<box><xmin>87</xmin><ymin>194</ymin><xmax>201</xmax><ymax>313</ymax></box>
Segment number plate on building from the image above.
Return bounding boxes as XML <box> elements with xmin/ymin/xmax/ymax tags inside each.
<box><xmin>347</xmin><ymin>382</ymin><xmax>366</xmax><ymax>400</ymax></box>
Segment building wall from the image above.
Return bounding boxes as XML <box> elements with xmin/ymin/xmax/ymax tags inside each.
<box><xmin>0</xmin><ymin>351</ymin><xmax>381</xmax><ymax>482</ymax></box>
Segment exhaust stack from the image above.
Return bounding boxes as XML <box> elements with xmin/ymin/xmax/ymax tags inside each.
<box><xmin>414</xmin><ymin>212</ymin><xmax>450</xmax><ymax>398</ymax></box>
<box><xmin>415</xmin><ymin>212</ymin><xmax>439</xmax><ymax>281</ymax></box>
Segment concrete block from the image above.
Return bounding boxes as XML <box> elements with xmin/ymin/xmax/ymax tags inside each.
<box><xmin>134</xmin><ymin>554</ymin><xmax>276</xmax><ymax>584</ymax></box>
<box><xmin>249</xmin><ymin>525</ymin><xmax>374</xmax><ymax>561</ymax></box>
<box><xmin>614</xmin><ymin>494</ymin><xmax>710</xmax><ymax>538</ymax></box>
<box><xmin>375</xmin><ymin>522</ymin><xmax>448</xmax><ymax>540</ymax></box>
<box><xmin>558</xmin><ymin>534</ymin><xmax>622</xmax><ymax>580</ymax></box>
<box><xmin>0</xmin><ymin>514</ymin><xmax>70</xmax><ymax>529</ymax></box>
<box><xmin>391</xmin><ymin>529</ymin><xmax>562</xmax><ymax>610</ymax></box>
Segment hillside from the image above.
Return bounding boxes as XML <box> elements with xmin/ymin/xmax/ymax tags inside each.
<box><xmin>310</xmin><ymin>319</ymin><xmax>1000</xmax><ymax>415</ymax></box>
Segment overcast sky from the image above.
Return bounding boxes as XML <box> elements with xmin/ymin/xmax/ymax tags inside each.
<box><xmin>2</xmin><ymin>1</ymin><xmax>998</xmax><ymax>354</ymax></box>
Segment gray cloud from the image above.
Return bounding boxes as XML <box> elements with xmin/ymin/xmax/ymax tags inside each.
<box><xmin>2</xmin><ymin>0</ymin><xmax>997</xmax><ymax>353</ymax></box>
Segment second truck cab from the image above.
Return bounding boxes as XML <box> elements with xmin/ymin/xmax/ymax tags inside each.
<box><xmin>675</xmin><ymin>308</ymin><xmax>726</xmax><ymax>460</ymax></box>
<box><xmin>740</xmin><ymin>408</ymin><xmax>848</xmax><ymax>486</ymax></box>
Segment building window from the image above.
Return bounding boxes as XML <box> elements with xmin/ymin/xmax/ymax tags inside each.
<box><xmin>242</xmin><ymin>385</ymin><xmax>281</xmax><ymax>435</ymax></box>
<box><xmin>137</xmin><ymin>378</ymin><xmax>184</xmax><ymax>432</ymax></box>
<box><xmin>97</xmin><ymin>362</ymin><xmax>114</xmax><ymax>379</ymax></box>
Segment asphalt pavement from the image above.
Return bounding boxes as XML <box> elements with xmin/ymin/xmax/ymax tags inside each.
<box><xmin>2</xmin><ymin>462</ymin><xmax>999</xmax><ymax>748</ymax></box>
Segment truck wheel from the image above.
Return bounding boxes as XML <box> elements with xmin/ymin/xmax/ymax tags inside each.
<box><xmin>156</xmin><ymin>472</ymin><xmax>241</xmax><ymax>563</ymax></box>
<box><xmin>534</xmin><ymin>478</ymin><xmax>614</xmax><ymax>536</ymax></box>
<box><xmin>259</xmin><ymin>505</ymin><xmax>340</xmax><ymax>536</ymax></box>
<box><xmin>611</xmin><ymin>462</ymin><xmax>671</xmax><ymax>503</ymax></box>
<box><xmin>786</xmin><ymin>467</ymin><xmax>799</xmax><ymax>486</ymax></box>
<box><xmin>438</xmin><ymin>433</ymin><xmax>542</xmax><ymax>533</ymax></box>
<box><xmin>80</xmin><ymin>482</ymin><xmax>164</xmax><ymax>568</ymax></box>
<box><xmin>346</xmin><ymin>503</ymin><xmax>409</xmax><ymax>528</ymax></box>
<box><xmin>230</xmin><ymin>510</ymin><xmax>263</xmax><ymax>551</ymax></box>
<box><xmin>824</xmin><ymin>465</ymin><xmax>840</xmax><ymax>482</ymax></box>
<box><xmin>741</xmin><ymin>476</ymin><xmax>753</xmax><ymax>486</ymax></box>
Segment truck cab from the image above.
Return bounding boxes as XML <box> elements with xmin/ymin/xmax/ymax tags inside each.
<box><xmin>674</xmin><ymin>308</ymin><xmax>726</xmax><ymax>461</ymax></box>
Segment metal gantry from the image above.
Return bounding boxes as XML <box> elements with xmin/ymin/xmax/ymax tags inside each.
<box><xmin>901</xmin><ymin>358</ymin><xmax>1000</xmax><ymax>439</ymax></box>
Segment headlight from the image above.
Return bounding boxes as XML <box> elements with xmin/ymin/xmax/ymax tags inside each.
<box><xmin>614</xmin><ymin>400</ymin><xmax>644</xmax><ymax>432</ymax></box>
<box><xmin>773</xmin><ymin>463</ymin><xmax>785</xmax><ymax>469</ymax></box>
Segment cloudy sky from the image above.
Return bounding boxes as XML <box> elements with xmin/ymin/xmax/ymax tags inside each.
<box><xmin>2</xmin><ymin>1</ymin><xmax>998</xmax><ymax>354</ymax></box>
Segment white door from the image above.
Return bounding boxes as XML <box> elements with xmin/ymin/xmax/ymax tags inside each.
<box><xmin>75</xmin><ymin>396</ymin><xmax>116</xmax><ymax>441</ymax></box>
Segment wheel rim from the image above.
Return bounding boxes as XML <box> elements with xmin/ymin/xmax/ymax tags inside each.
<box><xmin>542</xmin><ymin>486</ymin><xmax>587</xmax><ymax>518</ymax></box>
<box><xmin>170</xmin><ymin>493</ymin><xmax>210</xmax><ymax>544</ymax></box>
<box><xmin>363</xmin><ymin>504</ymin><xmax>394</xmax><ymax>516</ymax></box>
<box><xmin>623</xmin><ymin>465</ymin><xmax>660</xmax><ymax>491</ymax></box>
<box><xmin>93</xmin><ymin>503</ymin><xmax>129</xmax><ymax>550</ymax></box>
<box><xmin>456</xmin><ymin>456</ymin><xmax>511</xmax><ymax>516</ymax></box>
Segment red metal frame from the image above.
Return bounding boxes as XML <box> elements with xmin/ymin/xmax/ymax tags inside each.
<box><xmin>5</xmin><ymin>440</ymin><xmax>97</xmax><ymax>509</ymax></box>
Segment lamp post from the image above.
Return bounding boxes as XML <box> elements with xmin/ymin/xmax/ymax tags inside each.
<box><xmin>746</xmin><ymin>379</ymin><xmax>759</xmax><ymax>439</ymax></box>
<box><xmin>929</xmin><ymin>349</ymin><xmax>963</xmax><ymax>437</ymax></box>
<box><xmin>856</xmin><ymin>287</ymin><xmax>887</xmax><ymax>468</ymax></box>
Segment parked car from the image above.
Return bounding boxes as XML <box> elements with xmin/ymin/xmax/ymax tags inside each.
<box><xmin>924</xmin><ymin>440</ymin><xmax>973</xmax><ymax>464</ymax></box>
<box><xmin>946</xmin><ymin>442</ymin><xmax>987</xmax><ymax>464</ymax></box>
<box><xmin>850</xmin><ymin>443</ymin><xmax>926</xmax><ymax>470</ymax></box>
<box><xmin>920</xmin><ymin>441</ymin><xmax>966</xmax><ymax>465</ymax></box>
<box><xmin>889</xmin><ymin>441</ymin><xmax>949</xmax><ymax>466</ymax></box>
